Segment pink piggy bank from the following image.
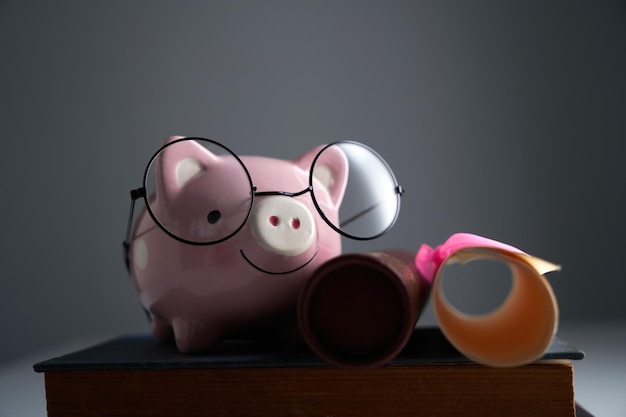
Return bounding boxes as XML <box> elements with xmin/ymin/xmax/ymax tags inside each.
<box><xmin>124</xmin><ymin>136</ymin><xmax>402</xmax><ymax>353</ymax></box>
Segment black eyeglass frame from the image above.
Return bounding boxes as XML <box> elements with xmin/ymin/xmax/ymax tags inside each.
<box><xmin>123</xmin><ymin>137</ymin><xmax>404</xmax><ymax>268</ymax></box>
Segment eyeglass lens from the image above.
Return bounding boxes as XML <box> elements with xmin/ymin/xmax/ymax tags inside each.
<box><xmin>144</xmin><ymin>138</ymin><xmax>253</xmax><ymax>244</ymax></box>
<box><xmin>312</xmin><ymin>142</ymin><xmax>400</xmax><ymax>239</ymax></box>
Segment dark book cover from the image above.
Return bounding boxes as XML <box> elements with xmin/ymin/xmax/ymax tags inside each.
<box><xmin>34</xmin><ymin>326</ymin><xmax>584</xmax><ymax>372</ymax></box>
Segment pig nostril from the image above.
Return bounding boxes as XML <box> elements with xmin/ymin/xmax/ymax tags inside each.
<box><xmin>291</xmin><ymin>218</ymin><xmax>301</xmax><ymax>229</ymax></box>
<box><xmin>269</xmin><ymin>216</ymin><xmax>279</xmax><ymax>227</ymax></box>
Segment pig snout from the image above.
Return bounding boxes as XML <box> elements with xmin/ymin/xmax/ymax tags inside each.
<box><xmin>250</xmin><ymin>196</ymin><xmax>315</xmax><ymax>256</ymax></box>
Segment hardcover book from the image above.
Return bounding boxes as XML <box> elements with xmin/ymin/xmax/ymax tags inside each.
<box><xmin>34</xmin><ymin>327</ymin><xmax>586</xmax><ymax>417</ymax></box>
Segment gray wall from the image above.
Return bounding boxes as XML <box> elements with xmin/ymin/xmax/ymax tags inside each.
<box><xmin>1</xmin><ymin>1</ymin><xmax>624</xmax><ymax>364</ymax></box>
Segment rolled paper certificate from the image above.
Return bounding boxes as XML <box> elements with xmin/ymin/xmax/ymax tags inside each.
<box><xmin>298</xmin><ymin>250</ymin><xmax>431</xmax><ymax>369</ymax></box>
<box><xmin>416</xmin><ymin>233</ymin><xmax>561</xmax><ymax>367</ymax></box>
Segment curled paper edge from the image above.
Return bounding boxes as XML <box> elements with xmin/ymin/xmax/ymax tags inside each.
<box><xmin>416</xmin><ymin>233</ymin><xmax>560</xmax><ymax>367</ymax></box>
<box><xmin>416</xmin><ymin>233</ymin><xmax>561</xmax><ymax>283</ymax></box>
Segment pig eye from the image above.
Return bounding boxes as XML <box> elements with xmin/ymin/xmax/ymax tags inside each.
<box><xmin>207</xmin><ymin>210</ymin><xmax>221</xmax><ymax>224</ymax></box>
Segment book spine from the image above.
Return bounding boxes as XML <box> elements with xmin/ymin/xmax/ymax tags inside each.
<box><xmin>44</xmin><ymin>361</ymin><xmax>575</xmax><ymax>417</ymax></box>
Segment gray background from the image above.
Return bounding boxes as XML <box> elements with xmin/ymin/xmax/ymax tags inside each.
<box><xmin>1</xmin><ymin>1</ymin><xmax>624</xmax><ymax>365</ymax></box>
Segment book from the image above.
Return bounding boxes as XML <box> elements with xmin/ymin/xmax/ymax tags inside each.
<box><xmin>34</xmin><ymin>327</ymin><xmax>585</xmax><ymax>417</ymax></box>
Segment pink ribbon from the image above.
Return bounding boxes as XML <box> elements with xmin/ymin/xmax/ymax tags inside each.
<box><xmin>416</xmin><ymin>233</ymin><xmax>526</xmax><ymax>284</ymax></box>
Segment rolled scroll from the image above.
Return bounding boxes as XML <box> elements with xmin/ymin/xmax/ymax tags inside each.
<box><xmin>416</xmin><ymin>233</ymin><xmax>560</xmax><ymax>367</ymax></box>
<box><xmin>298</xmin><ymin>250</ymin><xmax>431</xmax><ymax>369</ymax></box>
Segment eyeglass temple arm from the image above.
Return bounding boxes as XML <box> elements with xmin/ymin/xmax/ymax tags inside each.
<box><xmin>340</xmin><ymin>185</ymin><xmax>404</xmax><ymax>228</ymax></box>
<box><xmin>123</xmin><ymin>187</ymin><xmax>146</xmax><ymax>272</ymax></box>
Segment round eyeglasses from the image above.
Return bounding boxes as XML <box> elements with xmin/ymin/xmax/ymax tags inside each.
<box><xmin>124</xmin><ymin>137</ymin><xmax>403</xmax><ymax>256</ymax></box>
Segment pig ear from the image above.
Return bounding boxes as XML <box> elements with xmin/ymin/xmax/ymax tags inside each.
<box><xmin>295</xmin><ymin>144</ymin><xmax>348</xmax><ymax>207</ymax></box>
<box><xmin>155</xmin><ymin>136</ymin><xmax>217</xmax><ymax>199</ymax></box>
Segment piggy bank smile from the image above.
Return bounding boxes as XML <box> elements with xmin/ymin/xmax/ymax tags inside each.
<box><xmin>240</xmin><ymin>249</ymin><xmax>318</xmax><ymax>275</ymax></box>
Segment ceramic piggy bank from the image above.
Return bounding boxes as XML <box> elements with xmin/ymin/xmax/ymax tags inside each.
<box><xmin>124</xmin><ymin>136</ymin><xmax>402</xmax><ymax>353</ymax></box>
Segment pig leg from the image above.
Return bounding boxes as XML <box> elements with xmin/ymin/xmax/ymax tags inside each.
<box><xmin>172</xmin><ymin>317</ymin><xmax>223</xmax><ymax>353</ymax></box>
<box><xmin>150</xmin><ymin>315</ymin><xmax>174</xmax><ymax>343</ymax></box>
